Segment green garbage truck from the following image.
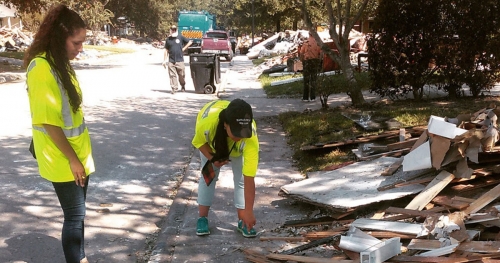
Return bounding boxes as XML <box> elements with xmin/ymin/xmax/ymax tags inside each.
<box><xmin>178</xmin><ymin>10</ymin><xmax>216</xmax><ymax>54</ymax></box>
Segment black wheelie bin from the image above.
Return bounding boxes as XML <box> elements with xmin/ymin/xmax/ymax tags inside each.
<box><xmin>189</xmin><ymin>53</ymin><xmax>221</xmax><ymax>94</ymax></box>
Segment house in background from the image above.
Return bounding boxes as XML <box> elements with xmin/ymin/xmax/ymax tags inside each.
<box><xmin>0</xmin><ymin>4</ymin><xmax>21</xmax><ymax>29</ymax></box>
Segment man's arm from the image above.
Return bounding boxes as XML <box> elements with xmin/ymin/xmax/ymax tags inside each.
<box><xmin>182</xmin><ymin>40</ymin><xmax>193</xmax><ymax>52</ymax></box>
<box><xmin>162</xmin><ymin>49</ymin><xmax>169</xmax><ymax>68</ymax></box>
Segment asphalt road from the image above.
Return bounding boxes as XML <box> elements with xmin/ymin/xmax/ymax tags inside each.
<box><xmin>0</xmin><ymin>46</ymin><xmax>230</xmax><ymax>263</ymax></box>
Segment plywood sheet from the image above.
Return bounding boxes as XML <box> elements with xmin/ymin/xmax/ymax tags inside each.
<box><xmin>280</xmin><ymin>157</ymin><xmax>425</xmax><ymax>211</ymax></box>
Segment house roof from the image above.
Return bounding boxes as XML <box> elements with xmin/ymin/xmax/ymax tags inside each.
<box><xmin>0</xmin><ymin>4</ymin><xmax>17</xmax><ymax>18</ymax></box>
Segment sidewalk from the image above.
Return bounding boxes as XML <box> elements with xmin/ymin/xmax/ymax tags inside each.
<box><xmin>148</xmin><ymin>56</ymin><xmax>334</xmax><ymax>262</ymax></box>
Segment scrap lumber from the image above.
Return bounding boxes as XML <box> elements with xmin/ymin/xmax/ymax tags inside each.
<box><xmin>451</xmin><ymin>176</ymin><xmax>500</xmax><ymax>193</ymax></box>
<box><xmin>381</xmin><ymin>158</ymin><xmax>404</xmax><ymax>176</ymax></box>
<box><xmin>377</xmin><ymin>168</ymin><xmax>435</xmax><ymax>191</ymax></box>
<box><xmin>405</xmin><ymin>170</ymin><xmax>455</xmax><ymax>211</ymax></box>
<box><xmin>394</xmin><ymin>176</ymin><xmax>434</xmax><ymax>188</ymax></box>
<box><xmin>267</xmin><ymin>253</ymin><xmax>354</xmax><ymax>263</ymax></box>
<box><xmin>283</xmin><ymin>216</ymin><xmax>336</xmax><ymax>227</ymax></box>
<box><xmin>431</xmin><ymin>196</ymin><xmax>471</xmax><ymax>210</ymax></box>
<box><xmin>463</xmin><ymin>184</ymin><xmax>500</xmax><ymax>214</ymax></box>
<box><xmin>354</xmin><ymin>148</ymin><xmax>409</xmax><ymax>161</ymax></box>
<box><xmin>303</xmin><ymin>226</ymin><xmax>357</xmax><ymax>240</ymax></box>
<box><xmin>301</xmin><ymin>128</ymin><xmax>424</xmax><ymax>151</ymax></box>
<box><xmin>385</xmin><ymin>206</ymin><xmax>440</xmax><ymax>217</ymax></box>
<box><xmin>260</xmin><ymin>236</ymin><xmax>308</xmax><ymax>242</ymax></box>
<box><xmin>387</xmin><ymin>138</ymin><xmax>418</xmax><ymax>151</ymax></box>
<box><xmin>280</xmin><ymin>235</ymin><xmax>341</xmax><ymax>255</ymax></box>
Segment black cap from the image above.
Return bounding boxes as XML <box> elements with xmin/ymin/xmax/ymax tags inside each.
<box><xmin>225</xmin><ymin>99</ymin><xmax>253</xmax><ymax>138</ymax></box>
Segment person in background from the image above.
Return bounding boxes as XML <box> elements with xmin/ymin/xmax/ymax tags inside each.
<box><xmin>24</xmin><ymin>4</ymin><xmax>95</xmax><ymax>263</ymax></box>
<box><xmin>162</xmin><ymin>25</ymin><xmax>192</xmax><ymax>94</ymax></box>
<box><xmin>280</xmin><ymin>30</ymin><xmax>292</xmax><ymax>43</ymax></box>
<box><xmin>299</xmin><ymin>31</ymin><xmax>322</xmax><ymax>102</ymax></box>
<box><xmin>192</xmin><ymin>99</ymin><xmax>259</xmax><ymax>238</ymax></box>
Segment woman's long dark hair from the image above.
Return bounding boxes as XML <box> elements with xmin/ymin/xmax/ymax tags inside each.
<box><xmin>24</xmin><ymin>4</ymin><xmax>86</xmax><ymax>113</ymax></box>
<box><xmin>211</xmin><ymin>109</ymin><xmax>230</xmax><ymax>159</ymax></box>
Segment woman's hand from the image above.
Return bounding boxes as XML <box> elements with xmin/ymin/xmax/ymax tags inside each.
<box><xmin>212</xmin><ymin>159</ymin><xmax>230</xmax><ymax>168</ymax></box>
<box><xmin>70</xmin><ymin>159</ymin><xmax>87</xmax><ymax>187</ymax></box>
<box><xmin>241</xmin><ymin>210</ymin><xmax>256</xmax><ymax>230</ymax></box>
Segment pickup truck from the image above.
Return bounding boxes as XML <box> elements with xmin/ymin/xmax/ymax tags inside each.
<box><xmin>200</xmin><ymin>30</ymin><xmax>233</xmax><ymax>61</ymax></box>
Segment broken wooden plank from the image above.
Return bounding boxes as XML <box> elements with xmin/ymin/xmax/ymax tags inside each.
<box><xmin>353</xmin><ymin>148</ymin><xmax>408</xmax><ymax>161</ymax></box>
<box><xmin>259</xmin><ymin>236</ymin><xmax>307</xmax><ymax>242</ymax></box>
<box><xmin>432</xmin><ymin>196</ymin><xmax>471</xmax><ymax>210</ymax></box>
<box><xmin>301</xmin><ymin>128</ymin><xmax>424</xmax><ymax>151</ymax></box>
<box><xmin>385</xmin><ymin>206</ymin><xmax>440</xmax><ymax>217</ymax></box>
<box><xmin>387</xmin><ymin>138</ymin><xmax>418</xmax><ymax>151</ymax></box>
<box><xmin>463</xmin><ymin>184</ymin><xmax>500</xmax><ymax>214</ymax></box>
<box><xmin>405</xmin><ymin>170</ymin><xmax>455</xmax><ymax>211</ymax></box>
<box><xmin>283</xmin><ymin>216</ymin><xmax>336</xmax><ymax>227</ymax></box>
<box><xmin>451</xmin><ymin>177</ymin><xmax>500</xmax><ymax>193</ymax></box>
<box><xmin>381</xmin><ymin>158</ymin><xmax>404</xmax><ymax>176</ymax></box>
<box><xmin>280</xmin><ymin>235</ymin><xmax>341</xmax><ymax>255</ymax></box>
<box><xmin>377</xmin><ymin>169</ymin><xmax>435</xmax><ymax>191</ymax></box>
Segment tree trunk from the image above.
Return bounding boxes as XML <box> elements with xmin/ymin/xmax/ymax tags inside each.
<box><xmin>339</xmin><ymin>49</ymin><xmax>366</xmax><ymax>106</ymax></box>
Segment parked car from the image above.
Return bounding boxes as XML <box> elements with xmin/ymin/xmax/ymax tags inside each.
<box><xmin>201</xmin><ymin>30</ymin><xmax>233</xmax><ymax>61</ymax></box>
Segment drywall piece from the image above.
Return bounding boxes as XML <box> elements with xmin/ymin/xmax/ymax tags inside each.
<box><xmin>351</xmin><ymin>218</ymin><xmax>422</xmax><ymax>235</ymax></box>
<box><xmin>402</xmin><ymin>141</ymin><xmax>432</xmax><ymax>172</ymax></box>
<box><xmin>427</xmin><ymin>115</ymin><xmax>467</xmax><ymax>139</ymax></box>
<box><xmin>280</xmin><ymin>157</ymin><xmax>425</xmax><ymax>211</ymax></box>
<box><xmin>360</xmin><ymin>237</ymin><xmax>401</xmax><ymax>263</ymax></box>
<box><xmin>405</xmin><ymin>170</ymin><xmax>455</xmax><ymax>210</ymax></box>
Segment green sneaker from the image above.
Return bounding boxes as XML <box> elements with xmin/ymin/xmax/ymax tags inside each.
<box><xmin>237</xmin><ymin>220</ymin><xmax>257</xmax><ymax>238</ymax></box>
<box><xmin>196</xmin><ymin>217</ymin><xmax>210</xmax><ymax>236</ymax></box>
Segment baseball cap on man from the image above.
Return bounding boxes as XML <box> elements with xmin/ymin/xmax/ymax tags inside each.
<box><xmin>225</xmin><ymin>99</ymin><xmax>253</xmax><ymax>138</ymax></box>
<box><xmin>170</xmin><ymin>25</ymin><xmax>177</xmax><ymax>30</ymax></box>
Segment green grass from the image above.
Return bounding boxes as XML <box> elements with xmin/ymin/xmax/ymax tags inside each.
<box><xmin>260</xmin><ymin>73</ymin><xmax>304</xmax><ymax>98</ymax></box>
<box><xmin>0</xmin><ymin>52</ymin><xmax>24</xmax><ymax>60</ymax></box>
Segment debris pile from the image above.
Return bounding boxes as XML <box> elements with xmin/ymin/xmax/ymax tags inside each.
<box><xmin>252</xmin><ymin>28</ymin><xmax>369</xmax><ymax>77</ymax></box>
<box><xmin>247</xmin><ymin>104</ymin><xmax>500</xmax><ymax>262</ymax></box>
<box><xmin>0</xmin><ymin>27</ymin><xmax>33</xmax><ymax>52</ymax></box>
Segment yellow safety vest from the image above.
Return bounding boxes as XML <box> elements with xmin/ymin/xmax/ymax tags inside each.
<box><xmin>27</xmin><ymin>55</ymin><xmax>95</xmax><ymax>182</ymax></box>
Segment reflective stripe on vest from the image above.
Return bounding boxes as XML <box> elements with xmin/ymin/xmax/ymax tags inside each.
<box><xmin>201</xmin><ymin>100</ymin><xmax>219</xmax><ymax>119</ymax></box>
<box><xmin>33</xmin><ymin>120</ymin><xmax>87</xmax><ymax>137</ymax></box>
<box><xmin>28</xmin><ymin>58</ymin><xmax>85</xmax><ymax>137</ymax></box>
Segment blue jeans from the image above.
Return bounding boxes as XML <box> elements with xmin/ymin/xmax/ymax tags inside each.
<box><xmin>197</xmin><ymin>152</ymin><xmax>245</xmax><ymax>209</ymax></box>
<box><xmin>52</xmin><ymin>178</ymin><xmax>89</xmax><ymax>263</ymax></box>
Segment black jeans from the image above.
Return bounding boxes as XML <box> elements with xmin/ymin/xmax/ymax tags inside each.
<box><xmin>52</xmin><ymin>177</ymin><xmax>89</xmax><ymax>263</ymax></box>
<box><xmin>302</xmin><ymin>58</ymin><xmax>322</xmax><ymax>100</ymax></box>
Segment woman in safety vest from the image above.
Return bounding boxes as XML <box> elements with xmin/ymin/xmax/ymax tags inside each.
<box><xmin>24</xmin><ymin>4</ymin><xmax>94</xmax><ymax>263</ymax></box>
<box><xmin>192</xmin><ymin>99</ymin><xmax>259</xmax><ymax>237</ymax></box>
